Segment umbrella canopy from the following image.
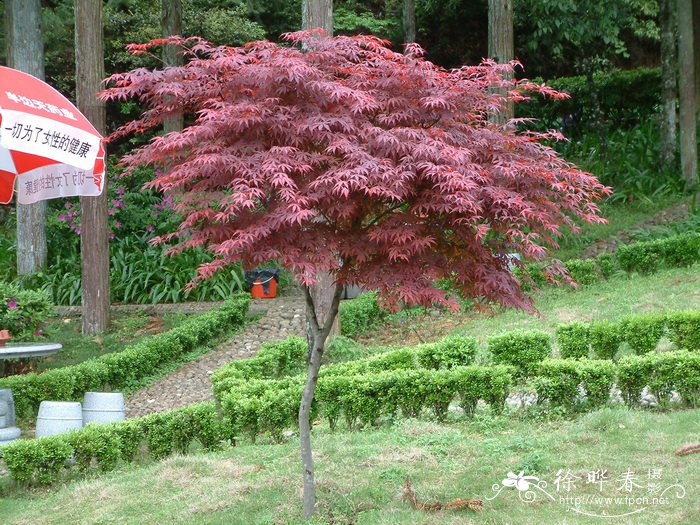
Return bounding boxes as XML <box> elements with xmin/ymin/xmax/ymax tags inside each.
<box><xmin>0</xmin><ymin>66</ymin><xmax>105</xmax><ymax>205</ymax></box>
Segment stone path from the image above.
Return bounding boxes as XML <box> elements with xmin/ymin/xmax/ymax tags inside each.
<box><xmin>125</xmin><ymin>295</ymin><xmax>306</xmax><ymax>418</ymax></box>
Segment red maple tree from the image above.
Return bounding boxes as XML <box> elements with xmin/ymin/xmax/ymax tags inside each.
<box><xmin>102</xmin><ymin>31</ymin><xmax>608</xmax><ymax>516</ymax></box>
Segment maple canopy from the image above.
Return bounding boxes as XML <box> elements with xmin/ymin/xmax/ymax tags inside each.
<box><xmin>103</xmin><ymin>31</ymin><xmax>608</xmax><ymax>311</ymax></box>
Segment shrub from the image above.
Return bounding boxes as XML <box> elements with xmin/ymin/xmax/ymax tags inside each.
<box><xmin>596</xmin><ymin>253</ymin><xmax>616</xmax><ymax>279</ymax></box>
<box><xmin>666</xmin><ymin>311</ymin><xmax>700</xmax><ymax>351</ymax></box>
<box><xmin>620</xmin><ymin>314</ymin><xmax>666</xmax><ymax>355</ymax></box>
<box><xmin>487</xmin><ymin>330</ymin><xmax>551</xmax><ymax>375</ymax></box>
<box><xmin>417</xmin><ymin>335</ymin><xmax>478</xmax><ymax>369</ymax></box>
<box><xmin>616</xmin><ymin>239</ymin><xmax>664</xmax><ymax>275</ymax></box>
<box><xmin>535</xmin><ymin>359</ymin><xmax>615</xmax><ymax>409</ymax></box>
<box><xmin>0</xmin><ymin>282</ymin><xmax>53</xmax><ymax>341</ymax></box>
<box><xmin>564</xmin><ymin>259</ymin><xmax>599</xmax><ymax>286</ymax></box>
<box><xmin>339</xmin><ymin>291</ymin><xmax>387</xmax><ymax>339</ymax></box>
<box><xmin>589</xmin><ymin>321</ymin><xmax>621</xmax><ymax>360</ymax></box>
<box><xmin>0</xmin><ymin>295</ymin><xmax>250</xmax><ymax>418</ymax></box>
<box><xmin>660</xmin><ymin>233</ymin><xmax>700</xmax><ymax>267</ymax></box>
<box><xmin>323</xmin><ymin>335</ymin><xmax>367</xmax><ymax>363</ymax></box>
<box><xmin>556</xmin><ymin>322</ymin><xmax>590</xmax><ymax>359</ymax></box>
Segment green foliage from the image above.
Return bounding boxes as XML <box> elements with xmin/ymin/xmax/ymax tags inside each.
<box><xmin>1</xmin><ymin>401</ymin><xmax>227</xmax><ymax>486</ymax></box>
<box><xmin>564</xmin><ymin>259</ymin><xmax>599</xmax><ymax>286</ymax></box>
<box><xmin>596</xmin><ymin>253</ymin><xmax>617</xmax><ymax>279</ymax></box>
<box><xmin>556</xmin><ymin>322</ymin><xmax>591</xmax><ymax>359</ymax></box>
<box><xmin>339</xmin><ymin>292</ymin><xmax>387</xmax><ymax>339</ymax></box>
<box><xmin>323</xmin><ymin>336</ymin><xmax>368</xmax><ymax>364</ymax></box>
<box><xmin>518</xmin><ymin>68</ymin><xmax>661</xmax><ymax>131</ymax></box>
<box><xmin>416</xmin><ymin>335</ymin><xmax>478</xmax><ymax>369</ymax></box>
<box><xmin>0</xmin><ymin>283</ymin><xmax>53</xmax><ymax>341</ymax></box>
<box><xmin>666</xmin><ymin>311</ymin><xmax>700</xmax><ymax>351</ymax></box>
<box><xmin>487</xmin><ymin>330</ymin><xmax>552</xmax><ymax>375</ymax></box>
<box><xmin>620</xmin><ymin>313</ymin><xmax>666</xmax><ymax>355</ymax></box>
<box><xmin>617</xmin><ymin>351</ymin><xmax>700</xmax><ymax>408</ymax></box>
<box><xmin>0</xmin><ymin>295</ymin><xmax>250</xmax><ymax>419</ymax></box>
<box><xmin>589</xmin><ymin>321</ymin><xmax>622</xmax><ymax>360</ymax></box>
<box><xmin>535</xmin><ymin>359</ymin><xmax>616</xmax><ymax>410</ymax></box>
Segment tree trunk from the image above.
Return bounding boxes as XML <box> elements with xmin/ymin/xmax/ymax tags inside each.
<box><xmin>161</xmin><ymin>0</ymin><xmax>184</xmax><ymax>134</ymax></box>
<box><xmin>403</xmin><ymin>0</ymin><xmax>416</xmax><ymax>45</ymax></box>
<box><xmin>661</xmin><ymin>0</ymin><xmax>678</xmax><ymax>167</ymax></box>
<box><xmin>299</xmin><ymin>283</ymin><xmax>342</xmax><ymax>518</ymax></box>
<box><xmin>302</xmin><ymin>0</ymin><xmax>333</xmax><ymax>36</ymax></box>
<box><xmin>693</xmin><ymin>0</ymin><xmax>700</xmax><ymax>105</ymax></box>
<box><xmin>6</xmin><ymin>0</ymin><xmax>47</xmax><ymax>275</ymax></box>
<box><xmin>678</xmin><ymin>0</ymin><xmax>698</xmax><ymax>187</ymax></box>
<box><xmin>487</xmin><ymin>0</ymin><xmax>514</xmax><ymax>123</ymax></box>
<box><xmin>302</xmin><ymin>1</ymin><xmax>340</xmax><ymax>339</ymax></box>
<box><xmin>75</xmin><ymin>0</ymin><xmax>110</xmax><ymax>335</ymax></box>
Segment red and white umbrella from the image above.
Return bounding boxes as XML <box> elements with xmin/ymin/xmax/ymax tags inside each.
<box><xmin>0</xmin><ymin>65</ymin><xmax>105</xmax><ymax>205</ymax></box>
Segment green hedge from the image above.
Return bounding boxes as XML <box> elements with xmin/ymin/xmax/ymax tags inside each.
<box><xmin>519</xmin><ymin>232</ymin><xmax>700</xmax><ymax>290</ymax></box>
<box><xmin>617</xmin><ymin>351</ymin><xmax>700</xmax><ymax>408</ymax></box>
<box><xmin>487</xmin><ymin>330</ymin><xmax>551</xmax><ymax>375</ymax></box>
<box><xmin>556</xmin><ymin>322</ymin><xmax>591</xmax><ymax>359</ymax></box>
<box><xmin>534</xmin><ymin>359</ymin><xmax>616</xmax><ymax>409</ymax></box>
<box><xmin>517</xmin><ymin>67</ymin><xmax>661</xmax><ymax>131</ymax></box>
<box><xmin>1</xmin><ymin>401</ymin><xmax>231</xmax><ymax>486</ymax></box>
<box><xmin>339</xmin><ymin>291</ymin><xmax>387</xmax><ymax>338</ymax></box>
<box><xmin>0</xmin><ymin>295</ymin><xmax>250</xmax><ymax>419</ymax></box>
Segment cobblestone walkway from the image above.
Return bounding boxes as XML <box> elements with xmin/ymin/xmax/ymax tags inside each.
<box><xmin>125</xmin><ymin>295</ymin><xmax>306</xmax><ymax>418</ymax></box>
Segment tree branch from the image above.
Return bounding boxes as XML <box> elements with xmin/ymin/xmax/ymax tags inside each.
<box><xmin>303</xmin><ymin>283</ymin><xmax>322</xmax><ymax>334</ymax></box>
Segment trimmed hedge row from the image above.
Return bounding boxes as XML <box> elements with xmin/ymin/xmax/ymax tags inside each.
<box><xmin>519</xmin><ymin>232</ymin><xmax>700</xmax><ymax>292</ymax></box>
<box><xmin>1</xmin><ymin>401</ymin><xmax>231</xmax><ymax>486</ymax></box>
<box><xmin>219</xmin><ymin>365</ymin><xmax>515</xmax><ymax>441</ymax></box>
<box><xmin>555</xmin><ymin>310</ymin><xmax>700</xmax><ymax>360</ymax></box>
<box><xmin>0</xmin><ymin>295</ymin><xmax>251</xmax><ymax>419</ymax></box>
<box><xmin>210</xmin><ymin>334</ymin><xmax>481</xmax><ymax>397</ymax></box>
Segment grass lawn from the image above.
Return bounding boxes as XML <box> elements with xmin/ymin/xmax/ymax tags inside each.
<box><xmin>360</xmin><ymin>264</ymin><xmax>700</xmax><ymax>350</ymax></box>
<box><xmin>0</xmin><ymin>311</ymin><xmax>189</xmax><ymax>376</ymax></box>
<box><xmin>0</xmin><ymin>407</ymin><xmax>697</xmax><ymax>524</ymax></box>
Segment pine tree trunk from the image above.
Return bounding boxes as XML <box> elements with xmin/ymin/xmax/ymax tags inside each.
<box><xmin>75</xmin><ymin>0</ymin><xmax>110</xmax><ymax>335</ymax></box>
<box><xmin>678</xmin><ymin>0</ymin><xmax>698</xmax><ymax>187</ymax></box>
<box><xmin>403</xmin><ymin>0</ymin><xmax>417</xmax><ymax>45</ymax></box>
<box><xmin>693</xmin><ymin>0</ymin><xmax>700</xmax><ymax>105</ymax></box>
<box><xmin>660</xmin><ymin>0</ymin><xmax>678</xmax><ymax>167</ymax></box>
<box><xmin>302</xmin><ymin>0</ymin><xmax>333</xmax><ymax>35</ymax></box>
<box><xmin>6</xmin><ymin>0</ymin><xmax>47</xmax><ymax>275</ymax></box>
<box><xmin>162</xmin><ymin>0</ymin><xmax>184</xmax><ymax>134</ymax></box>
<box><xmin>487</xmin><ymin>0</ymin><xmax>514</xmax><ymax>123</ymax></box>
<box><xmin>299</xmin><ymin>284</ymin><xmax>342</xmax><ymax>518</ymax></box>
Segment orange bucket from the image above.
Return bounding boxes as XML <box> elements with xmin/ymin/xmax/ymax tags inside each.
<box><xmin>251</xmin><ymin>277</ymin><xmax>277</xmax><ymax>299</ymax></box>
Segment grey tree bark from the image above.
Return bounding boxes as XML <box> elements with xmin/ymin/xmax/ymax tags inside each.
<box><xmin>403</xmin><ymin>0</ymin><xmax>417</xmax><ymax>45</ymax></box>
<box><xmin>299</xmin><ymin>6</ymin><xmax>336</xmax><ymax>517</ymax></box>
<box><xmin>299</xmin><ymin>283</ymin><xmax>342</xmax><ymax>518</ymax></box>
<box><xmin>660</xmin><ymin>0</ymin><xmax>678</xmax><ymax>167</ymax></box>
<box><xmin>487</xmin><ymin>0</ymin><xmax>514</xmax><ymax>123</ymax></box>
<box><xmin>303</xmin><ymin>0</ymin><xmax>333</xmax><ymax>35</ymax></box>
<box><xmin>678</xmin><ymin>0</ymin><xmax>698</xmax><ymax>187</ymax></box>
<box><xmin>75</xmin><ymin>0</ymin><xmax>110</xmax><ymax>334</ymax></box>
<box><xmin>6</xmin><ymin>0</ymin><xmax>47</xmax><ymax>275</ymax></box>
<box><xmin>161</xmin><ymin>0</ymin><xmax>184</xmax><ymax>134</ymax></box>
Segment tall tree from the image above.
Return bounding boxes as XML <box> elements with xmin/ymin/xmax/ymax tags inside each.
<box><xmin>103</xmin><ymin>34</ymin><xmax>607</xmax><ymax>518</ymax></box>
<box><xmin>678</xmin><ymin>0</ymin><xmax>697</xmax><ymax>187</ymax></box>
<box><xmin>76</xmin><ymin>0</ymin><xmax>110</xmax><ymax>334</ymax></box>
<box><xmin>403</xmin><ymin>0</ymin><xmax>416</xmax><ymax>44</ymax></box>
<box><xmin>660</xmin><ymin>0</ymin><xmax>678</xmax><ymax>166</ymax></box>
<box><xmin>5</xmin><ymin>0</ymin><xmax>47</xmax><ymax>275</ymax></box>
<box><xmin>161</xmin><ymin>0</ymin><xmax>183</xmax><ymax>134</ymax></box>
<box><xmin>488</xmin><ymin>0</ymin><xmax>514</xmax><ymax>122</ymax></box>
<box><xmin>302</xmin><ymin>0</ymin><xmax>332</xmax><ymax>35</ymax></box>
